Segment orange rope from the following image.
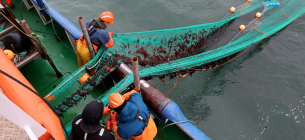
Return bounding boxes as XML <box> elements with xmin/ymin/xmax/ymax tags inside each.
<box><xmin>280</xmin><ymin>9</ymin><xmax>295</xmax><ymax>21</ymax></box>
<box><xmin>254</xmin><ymin>28</ymin><xmax>266</xmax><ymax>34</ymax></box>
<box><xmin>165</xmin><ymin>68</ymin><xmax>179</xmax><ymax>97</ymax></box>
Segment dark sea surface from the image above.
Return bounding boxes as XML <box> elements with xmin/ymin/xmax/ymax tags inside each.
<box><xmin>50</xmin><ymin>0</ymin><xmax>305</xmax><ymax>139</ymax></box>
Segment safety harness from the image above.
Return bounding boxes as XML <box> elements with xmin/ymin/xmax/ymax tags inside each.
<box><xmin>80</xmin><ymin>22</ymin><xmax>101</xmax><ymax>50</ymax></box>
<box><xmin>120</xmin><ymin>102</ymin><xmax>149</xmax><ymax>127</ymax></box>
<box><xmin>132</xmin><ymin>103</ymin><xmax>149</xmax><ymax>127</ymax></box>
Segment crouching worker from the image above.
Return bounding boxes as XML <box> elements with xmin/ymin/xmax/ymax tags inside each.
<box><xmin>75</xmin><ymin>11</ymin><xmax>115</xmax><ymax>68</ymax></box>
<box><xmin>72</xmin><ymin>101</ymin><xmax>115</xmax><ymax>140</ymax></box>
<box><xmin>108</xmin><ymin>90</ymin><xmax>157</xmax><ymax>140</ymax></box>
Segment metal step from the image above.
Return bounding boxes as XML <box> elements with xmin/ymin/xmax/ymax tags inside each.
<box><xmin>16</xmin><ymin>50</ymin><xmax>41</xmax><ymax>68</ymax></box>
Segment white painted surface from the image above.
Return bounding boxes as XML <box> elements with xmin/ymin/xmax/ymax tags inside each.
<box><xmin>0</xmin><ymin>91</ymin><xmax>46</xmax><ymax>139</ymax></box>
<box><xmin>24</xmin><ymin>125</ymin><xmax>38</xmax><ymax>140</ymax></box>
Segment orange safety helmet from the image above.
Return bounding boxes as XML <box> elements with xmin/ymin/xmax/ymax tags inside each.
<box><xmin>99</xmin><ymin>11</ymin><xmax>114</xmax><ymax>24</ymax></box>
<box><xmin>109</xmin><ymin>93</ymin><xmax>125</xmax><ymax>108</ymax></box>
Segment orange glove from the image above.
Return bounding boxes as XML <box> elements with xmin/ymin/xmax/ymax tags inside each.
<box><xmin>106</xmin><ymin>118</ymin><xmax>111</xmax><ymax>130</ymax></box>
<box><xmin>103</xmin><ymin>106</ymin><xmax>111</xmax><ymax>115</ymax></box>
<box><xmin>110</xmin><ymin>111</ymin><xmax>118</xmax><ymax>125</ymax></box>
<box><xmin>109</xmin><ymin>32</ymin><xmax>114</xmax><ymax>37</ymax></box>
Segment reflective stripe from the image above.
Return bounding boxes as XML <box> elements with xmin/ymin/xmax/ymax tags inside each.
<box><xmin>138</xmin><ymin>116</ymin><xmax>143</xmax><ymax>121</ymax></box>
<box><xmin>119</xmin><ymin>95</ymin><xmax>123</xmax><ymax>102</ymax></box>
<box><xmin>84</xmin><ymin>133</ymin><xmax>87</xmax><ymax>140</ymax></box>
<box><xmin>75</xmin><ymin>119</ymin><xmax>82</xmax><ymax>125</ymax></box>
<box><xmin>99</xmin><ymin>128</ymin><xmax>105</xmax><ymax>136</ymax></box>
<box><xmin>109</xmin><ymin>100</ymin><xmax>119</xmax><ymax>106</ymax></box>
<box><xmin>88</xmin><ymin>26</ymin><xmax>94</xmax><ymax>31</ymax></box>
<box><xmin>101</xmin><ymin>16</ymin><xmax>113</xmax><ymax>19</ymax></box>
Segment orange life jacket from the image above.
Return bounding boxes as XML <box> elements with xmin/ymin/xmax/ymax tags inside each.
<box><xmin>131</xmin><ymin>116</ymin><xmax>157</xmax><ymax>140</ymax></box>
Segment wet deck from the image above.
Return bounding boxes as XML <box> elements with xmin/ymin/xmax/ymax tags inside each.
<box><xmin>0</xmin><ymin>115</ymin><xmax>29</xmax><ymax>140</ymax></box>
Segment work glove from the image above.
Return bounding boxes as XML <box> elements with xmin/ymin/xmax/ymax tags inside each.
<box><xmin>109</xmin><ymin>32</ymin><xmax>114</xmax><ymax>37</ymax></box>
<box><xmin>106</xmin><ymin>118</ymin><xmax>111</xmax><ymax>130</ymax></box>
<box><xmin>110</xmin><ymin>111</ymin><xmax>118</xmax><ymax>125</ymax></box>
<box><xmin>103</xmin><ymin>106</ymin><xmax>111</xmax><ymax>115</ymax></box>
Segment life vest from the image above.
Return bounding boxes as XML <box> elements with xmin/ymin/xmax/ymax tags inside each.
<box><xmin>131</xmin><ymin>116</ymin><xmax>156</xmax><ymax>140</ymax></box>
<box><xmin>75</xmin><ymin>22</ymin><xmax>102</xmax><ymax>53</ymax></box>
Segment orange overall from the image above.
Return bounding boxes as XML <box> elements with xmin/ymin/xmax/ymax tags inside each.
<box><xmin>75</xmin><ymin>28</ymin><xmax>114</xmax><ymax>68</ymax></box>
<box><xmin>0</xmin><ymin>0</ymin><xmax>13</xmax><ymax>8</ymax></box>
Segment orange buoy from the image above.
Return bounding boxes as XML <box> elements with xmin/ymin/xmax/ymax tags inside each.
<box><xmin>4</xmin><ymin>50</ymin><xmax>14</xmax><ymax>60</ymax></box>
<box><xmin>247</xmin><ymin>0</ymin><xmax>252</xmax><ymax>2</ymax></box>
<box><xmin>230</xmin><ymin>7</ymin><xmax>236</xmax><ymax>13</ymax></box>
<box><xmin>256</xmin><ymin>12</ymin><xmax>262</xmax><ymax>18</ymax></box>
<box><xmin>240</xmin><ymin>25</ymin><xmax>246</xmax><ymax>31</ymax></box>
<box><xmin>79</xmin><ymin>73</ymin><xmax>90</xmax><ymax>83</ymax></box>
<box><xmin>180</xmin><ymin>73</ymin><xmax>187</xmax><ymax>78</ymax></box>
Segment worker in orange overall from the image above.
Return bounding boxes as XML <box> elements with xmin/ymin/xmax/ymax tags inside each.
<box><xmin>108</xmin><ymin>90</ymin><xmax>157</xmax><ymax>140</ymax></box>
<box><xmin>75</xmin><ymin>11</ymin><xmax>115</xmax><ymax>68</ymax></box>
<box><xmin>0</xmin><ymin>0</ymin><xmax>13</xmax><ymax>8</ymax></box>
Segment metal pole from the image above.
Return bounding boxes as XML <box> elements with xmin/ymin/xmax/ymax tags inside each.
<box><xmin>77</xmin><ymin>16</ymin><xmax>96</xmax><ymax>58</ymax></box>
<box><xmin>131</xmin><ymin>56</ymin><xmax>140</xmax><ymax>92</ymax></box>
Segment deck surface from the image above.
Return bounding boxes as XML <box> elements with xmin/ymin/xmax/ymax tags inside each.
<box><xmin>0</xmin><ymin>115</ymin><xmax>30</xmax><ymax>140</ymax></box>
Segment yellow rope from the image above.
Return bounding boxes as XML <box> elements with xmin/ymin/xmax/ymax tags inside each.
<box><xmin>0</xmin><ymin>11</ymin><xmax>39</xmax><ymax>39</ymax></box>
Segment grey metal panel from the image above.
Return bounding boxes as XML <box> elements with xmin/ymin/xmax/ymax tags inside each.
<box><xmin>16</xmin><ymin>51</ymin><xmax>41</xmax><ymax>68</ymax></box>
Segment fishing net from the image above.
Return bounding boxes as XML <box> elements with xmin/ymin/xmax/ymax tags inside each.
<box><xmin>46</xmin><ymin>0</ymin><xmax>262</xmax><ymax>102</ymax></box>
<box><xmin>110</xmin><ymin>1</ymin><xmax>263</xmax><ymax>66</ymax></box>
<box><xmin>40</xmin><ymin>0</ymin><xmax>305</xmax><ymax>138</ymax></box>
<box><xmin>44</xmin><ymin>48</ymin><xmax>120</xmax><ymax>116</ymax></box>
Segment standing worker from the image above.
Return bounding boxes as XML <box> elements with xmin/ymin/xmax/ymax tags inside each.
<box><xmin>0</xmin><ymin>0</ymin><xmax>14</xmax><ymax>8</ymax></box>
<box><xmin>72</xmin><ymin>101</ymin><xmax>115</xmax><ymax>140</ymax></box>
<box><xmin>108</xmin><ymin>90</ymin><xmax>157</xmax><ymax>140</ymax></box>
<box><xmin>75</xmin><ymin>11</ymin><xmax>115</xmax><ymax>68</ymax></box>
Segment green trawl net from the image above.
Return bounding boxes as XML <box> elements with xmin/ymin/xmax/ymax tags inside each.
<box><xmin>45</xmin><ymin>48</ymin><xmax>120</xmax><ymax>116</ymax></box>
<box><xmin>45</xmin><ymin>0</ymin><xmax>305</xmax><ymax>138</ymax></box>
<box><xmin>110</xmin><ymin>0</ymin><xmax>263</xmax><ymax>66</ymax></box>
<box><xmin>46</xmin><ymin>0</ymin><xmax>263</xmax><ymax>101</ymax></box>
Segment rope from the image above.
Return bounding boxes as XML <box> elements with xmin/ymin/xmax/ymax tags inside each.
<box><xmin>45</xmin><ymin>4</ymin><xmax>75</xmax><ymax>53</ymax></box>
<box><xmin>158</xmin><ymin>120</ymin><xmax>196</xmax><ymax>130</ymax></box>
<box><xmin>165</xmin><ymin>68</ymin><xmax>179</xmax><ymax>97</ymax></box>
<box><xmin>254</xmin><ymin>28</ymin><xmax>266</xmax><ymax>34</ymax></box>
<box><xmin>0</xmin><ymin>11</ymin><xmax>39</xmax><ymax>39</ymax></box>
<box><xmin>280</xmin><ymin>9</ymin><xmax>295</xmax><ymax>21</ymax></box>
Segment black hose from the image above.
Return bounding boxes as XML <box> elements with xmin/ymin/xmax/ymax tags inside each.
<box><xmin>0</xmin><ymin>69</ymin><xmax>71</xmax><ymax>140</ymax></box>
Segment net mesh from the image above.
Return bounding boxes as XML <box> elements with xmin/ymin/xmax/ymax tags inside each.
<box><xmin>39</xmin><ymin>0</ymin><xmax>305</xmax><ymax>138</ymax></box>
<box><xmin>46</xmin><ymin>0</ymin><xmax>263</xmax><ymax>102</ymax></box>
